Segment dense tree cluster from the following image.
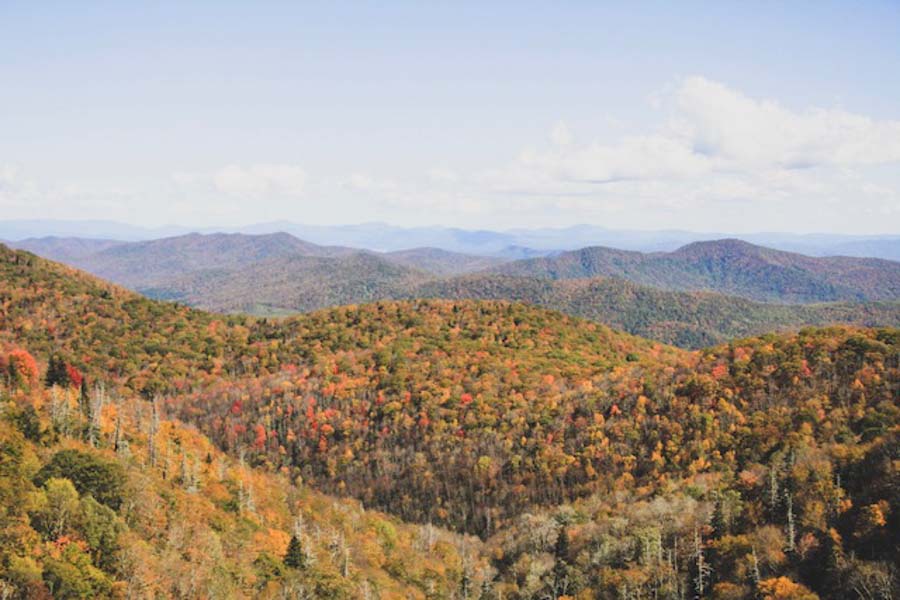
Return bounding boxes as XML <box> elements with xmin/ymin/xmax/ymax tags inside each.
<box><xmin>0</xmin><ymin>372</ymin><xmax>484</xmax><ymax>598</ymax></box>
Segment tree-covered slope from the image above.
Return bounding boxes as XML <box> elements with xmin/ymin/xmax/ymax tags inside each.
<box><xmin>0</xmin><ymin>373</ymin><xmax>485</xmax><ymax>598</ymax></box>
<box><xmin>57</xmin><ymin>232</ymin><xmax>357</xmax><ymax>288</ymax></box>
<box><xmin>383</xmin><ymin>247</ymin><xmax>508</xmax><ymax>276</ymax></box>
<box><xmin>140</xmin><ymin>252</ymin><xmax>433</xmax><ymax>315</ymax></box>
<box><xmin>11</xmin><ymin>238</ymin><xmax>900</xmax><ymax>350</ymax></box>
<box><xmin>1</xmin><ymin>243</ymin><xmax>898</xmax><ymax>598</ymax></box>
<box><xmin>417</xmin><ymin>274</ymin><xmax>900</xmax><ymax>348</ymax></box>
<box><xmin>491</xmin><ymin>238</ymin><xmax>900</xmax><ymax>303</ymax></box>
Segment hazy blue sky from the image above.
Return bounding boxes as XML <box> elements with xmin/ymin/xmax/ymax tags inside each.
<box><xmin>2</xmin><ymin>1</ymin><xmax>899</xmax><ymax>233</ymax></box>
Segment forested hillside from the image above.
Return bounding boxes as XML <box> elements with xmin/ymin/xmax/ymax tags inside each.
<box><xmin>13</xmin><ymin>236</ymin><xmax>900</xmax><ymax>350</ymax></box>
<box><xmin>141</xmin><ymin>252</ymin><xmax>433</xmax><ymax>317</ymax></box>
<box><xmin>1</xmin><ymin>244</ymin><xmax>898</xmax><ymax>598</ymax></box>
<box><xmin>383</xmin><ymin>247</ymin><xmax>507</xmax><ymax>276</ymax></box>
<box><xmin>0</xmin><ymin>368</ymin><xmax>485</xmax><ymax>598</ymax></box>
<box><xmin>491</xmin><ymin>239</ymin><xmax>900</xmax><ymax>303</ymax></box>
<box><xmin>35</xmin><ymin>232</ymin><xmax>356</xmax><ymax>288</ymax></box>
<box><xmin>417</xmin><ymin>275</ymin><xmax>900</xmax><ymax>348</ymax></box>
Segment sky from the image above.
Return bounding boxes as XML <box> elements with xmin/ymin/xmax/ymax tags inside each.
<box><xmin>1</xmin><ymin>1</ymin><xmax>899</xmax><ymax>234</ymax></box>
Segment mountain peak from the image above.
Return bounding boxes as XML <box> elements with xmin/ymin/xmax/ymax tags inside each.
<box><xmin>671</xmin><ymin>238</ymin><xmax>767</xmax><ymax>257</ymax></box>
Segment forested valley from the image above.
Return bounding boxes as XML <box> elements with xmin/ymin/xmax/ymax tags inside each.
<box><xmin>0</xmin><ymin>245</ymin><xmax>897</xmax><ymax>599</ymax></box>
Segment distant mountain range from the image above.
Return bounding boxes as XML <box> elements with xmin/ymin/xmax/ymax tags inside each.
<box><xmin>2</xmin><ymin>218</ymin><xmax>899</xmax><ymax>259</ymax></box>
<box><xmin>8</xmin><ymin>232</ymin><xmax>900</xmax><ymax>348</ymax></box>
<box><xmin>489</xmin><ymin>239</ymin><xmax>900</xmax><ymax>303</ymax></box>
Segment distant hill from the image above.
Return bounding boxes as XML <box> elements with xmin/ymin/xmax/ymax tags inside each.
<box><xmin>142</xmin><ymin>252</ymin><xmax>432</xmax><ymax>315</ymax></box>
<box><xmin>10</xmin><ymin>234</ymin><xmax>900</xmax><ymax>348</ymax></box>
<box><xmin>140</xmin><ymin>266</ymin><xmax>900</xmax><ymax>348</ymax></box>
<box><xmin>416</xmin><ymin>274</ymin><xmax>900</xmax><ymax>348</ymax></box>
<box><xmin>14</xmin><ymin>232</ymin><xmax>502</xmax><ymax>282</ymax></box>
<box><xmin>10</xmin><ymin>236</ymin><xmax>126</xmax><ymax>262</ymax></box>
<box><xmin>491</xmin><ymin>238</ymin><xmax>900</xmax><ymax>303</ymax></box>
<box><xmin>383</xmin><ymin>247</ymin><xmax>507</xmax><ymax>275</ymax></box>
<box><xmin>3</xmin><ymin>218</ymin><xmax>899</xmax><ymax>258</ymax></box>
<box><xmin>55</xmin><ymin>232</ymin><xmax>357</xmax><ymax>287</ymax></box>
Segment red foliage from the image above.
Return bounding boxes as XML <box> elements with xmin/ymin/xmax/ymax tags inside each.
<box><xmin>65</xmin><ymin>363</ymin><xmax>84</xmax><ymax>388</ymax></box>
<box><xmin>6</xmin><ymin>348</ymin><xmax>39</xmax><ymax>387</ymax></box>
<box><xmin>252</xmin><ymin>424</ymin><xmax>267</xmax><ymax>449</ymax></box>
<box><xmin>711</xmin><ymin>363</ymin><xmax>729</xmax><ymax>380</ymax></box>
<box><xmin>799</xmin><ymin>359</ymin><xmax>812</xmax><ymax>378</ymax></box>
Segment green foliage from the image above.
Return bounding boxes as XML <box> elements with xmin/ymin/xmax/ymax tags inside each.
<box><xmin>34</xmin><ymin>450</ymin><xmax>126</xmax><ymax>510</ymax></box>
<box><xmin>78</xmin><ymin>496</ymin><xmax>123</xmax><ymax>572</ymax></box>
<box><xmin>45</xmin><ymin>354</ymin><xmax>70</xmax><ymax>388</ymax></box>
<box><xmin>10</xmin><ymin>403</ymin><xmax>42</xmax><ymax>442</ymax></box>
<box><xmin>31</xmin><ymin>477</ymin><xmax>81</xmax><ymax>540</ymax></box>
<box><xmin>42</xmin><ymin>542</ymin><xmax>113</xmax><ymax>599</ymax></box>
<box><xmin>418</xmin><ymin>274</ymin><xmax>900</xmax><ymax>348</ymax></box>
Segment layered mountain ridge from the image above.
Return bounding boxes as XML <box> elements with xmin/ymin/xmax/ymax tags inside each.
<box><xmin>10</xmin><ymin>233</ymin><xmax>900</xmax><ymax>348</ymax></box>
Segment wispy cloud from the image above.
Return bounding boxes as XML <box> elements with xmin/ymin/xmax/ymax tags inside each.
<box><xmin>491</xmin><ymin>76</ymin><xmax>900</xmax><ymax>192</ymax></box>
<box><xmin>212</xmin><ymin>164</ymin><xmax>307</xmax><ymax>197</ymax></box>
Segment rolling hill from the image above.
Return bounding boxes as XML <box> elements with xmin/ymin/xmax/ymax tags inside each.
<box><xmin>10</xmin><ymin>235</ymin><xmax>900</xmax><ymax>349</ymax></box>
<box><xmin>9</xmin><ymin>236</ymin><xmax>126</xmax><ymax>263</ymax></box>
<box><xmin>383</xmin><ymin>246</ymin><xmax>507</xmax><ymax>275</ymax></box>
<box><xmin>416</xmin><ymin>274</ymin><xmax>900</xmax><ymax>348</ymax></box>
<box><xmin>491</xmin><ymin>238</ymin><xmax>900</xmax><ymax>303</ymax></box>
<box><xmin>11</xmin><ymin>232</ymin><xmax>503</xmax><ymax>282</ymax></box>
<box><xmin>141</xmin><ymin>252</ymin><xmax>432</xmax><ymax>315</ymax></box>
<box><xmin>5</xmin><ymin>218</ymin><xmax>900</xmax><ymax>259</ymax></box>
<box><xmin>48</xmin><ymin>232</ymin><xmax>356</xmax><ymax>287</ymax></box>
<box><xmin>135</xmin><ymin>264</ymin><xmax>900</xmax><ymax>349</ymax></box>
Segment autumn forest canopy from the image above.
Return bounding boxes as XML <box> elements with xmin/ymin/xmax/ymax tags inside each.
<box><xmin>0</xmin><ymin>243</ymin><xmax>898</xmax><ymax>599</ymax></box>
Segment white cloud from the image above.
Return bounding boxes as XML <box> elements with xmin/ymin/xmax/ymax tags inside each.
<box><xmin>520</xmin><ymin>133</ymin><xmax>712</xmax><ymax>183</ymax></box>
<box><xmin>673</xmin><ymin>76</ymin><xmax>900</xmax><ymax>168</ymax></box>
<box><xmin>212</xmin><ymin>164</ymin><xmax>307</xmax><ymax>197</ymax></box>
<box><xmin>491</xmin><ymin>76</ymin><xmax>900</xmax><ymax>193</ymax></box>
<box><xmin>3</xmin><ymin>78</ymin><xmax>898</xmax><ymax>233</ymax></box>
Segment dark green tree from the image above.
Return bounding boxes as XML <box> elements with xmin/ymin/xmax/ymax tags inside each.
<box><xmin>34</xmin><ymin>450</ymin><xmax>126</xmax><ymax>510</ymax></box>
<box><xmin>552</xmin><ymin>526</ymin><xmax>571</xmax><ymax>597</ymax></box>
<box><xmin>45</xmin><ymin>354</ymin><xmax>69</xmax><ymax>388</ymax></box>
<box><xmin>284</xmin><ymin>535</ymin><xmax>305</xmax><ymax>569</ymax></box>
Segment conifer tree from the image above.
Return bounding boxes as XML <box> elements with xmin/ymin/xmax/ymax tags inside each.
<box><xmin>45</xmin><ymin>354</ymin><xmax>68</xmax><ymax>388</ymax></box>
<box><xmin>284</xmin><ymin>535</ymin><xmax>305</xmax><ymax>569</ymax></box>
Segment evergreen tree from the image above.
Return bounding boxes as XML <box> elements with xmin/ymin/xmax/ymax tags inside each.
<box><xmin>45</xmin><ymin>354</ymin><xmax>69</xmax><ymax>388</ymax></box>
<box><xmin>284</xmin><ymin>535</ymin><xmax>305</xmax><ymax>569</ymax></box>
<box><xmin>552</xmin><ymin>526</ymin><xmax>571</xmax><ymax>597</ymax></box>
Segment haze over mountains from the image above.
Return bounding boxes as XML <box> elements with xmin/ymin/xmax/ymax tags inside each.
<box><xmin>8</xmin><ymin>230</ymin><xmax>900</xmax><ymax>349</ymax></box>
<box><xmin>3</xmin><ymin>219</ymin><xmax>900</xmax><ymax>259</ymax></box>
